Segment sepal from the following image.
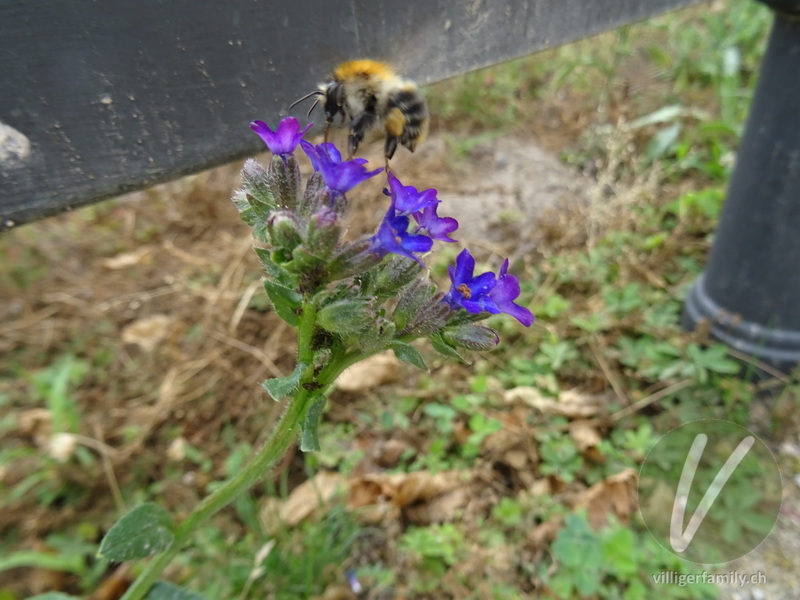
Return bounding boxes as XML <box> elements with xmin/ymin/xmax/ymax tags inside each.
<box><xmin>442</xmin><ymin>324</ymin><xmax>500</xmax><ymax>351</ymax></box>
<box><xmin>267</xmin><ymin>154</ymin><xmax>301</xmax><ymax>210</ymax></box>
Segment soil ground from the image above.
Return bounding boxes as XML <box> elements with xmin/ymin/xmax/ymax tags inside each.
<box><xmin>2</xmin><ymin>124</ymin><xmax>799</xmax><ymax>598</ymax></box>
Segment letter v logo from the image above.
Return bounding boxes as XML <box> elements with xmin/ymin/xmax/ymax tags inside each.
<box><xmin>669</xmin><ymin>433</ymin><xmax>755</xmax><ymax>553</ymax></box>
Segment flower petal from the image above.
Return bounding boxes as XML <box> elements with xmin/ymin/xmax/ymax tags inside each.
<box><xmin>251</xmin><ymin>117</ymin><xmax>310</xmax><ymax>156</ymax></box>
<box><xmin>414</xmin><ymin>204</ymin><xmax>458</xmax><ymax>242</ymax></box>
<box><xmin>301</xmin><ymin>141</ymin><xmax>382</xmax><ymax>194</ymax></box>
<box><xmin>386</xmin><ymin>172</ymin><xmax>440</xmax><ymax>215</ymax></box>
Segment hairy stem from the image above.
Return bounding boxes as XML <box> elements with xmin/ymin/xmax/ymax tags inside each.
<box><xmin>120</xmin><ymin>303</ymin><xmax>321</xmax><ymax>600</ymax></box>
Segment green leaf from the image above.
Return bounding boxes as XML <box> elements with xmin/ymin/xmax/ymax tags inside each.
<box><xmin>145</xmin><ymin>581</ymin><xmax>208</xmax><ymax>600</ymax></box>
<box><xmin>430</xmin><ymin>332</ymin><xmax>467</xmax><ymax>363</ymax></box>
<box><xmin>262</xmin><ymin>362</ymin><xmax>306</xmax><ymax>401</ymax></box>
<box><xmin>97</xmin><ymin>503</ymin><xmax>174</xmax><ymax>561</ymax></box>
<box><xmin>0</xmin><ymin>550</ymin><xmax>84</xmax><ymax>574</ymax></box>
<box><xmin>390</xmin><ymin>341</ymin><xmax>428</xmax><ymax>372</ymax></box>
<box><xmin>256</xmin><ymin>250</ymin><xmax>294</xmax><ymax>287</ymax></box>
<box><xmin>300</xmin><ymin>395</ymin><xmax>327</xmax><ymax>452</ymax></box>
<box><xmin>645</xmin><ymin>122</ymin><xmax>682</xmax><ymax>163</ymax></box>
<box><xmin>26</xmin><ymin>595</ymin><xmax>80</xmax><ymax>600</ymax></box>
<box><xmin>262</xmin><ymin>280</ymin><xmax>301</xmax><ymax>326</ymax></box>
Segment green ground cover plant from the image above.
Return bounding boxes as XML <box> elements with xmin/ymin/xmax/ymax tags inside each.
<box><xmin>2</xmin><ymin>1</ymin><xmax>793</xmax><ymax>599</ymax></box>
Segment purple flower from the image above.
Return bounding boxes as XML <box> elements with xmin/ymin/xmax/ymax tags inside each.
<box><xmin>443</xmin><ymin>249</ymin><xmax>500</xmax><ymax>314</ymax></box>
<box><xmin>384</xmin><ymin>173</ymin><xmax>458</xmax><ymax>243</ymax></box>
<box><xmin>385</xmin><ymin>172</ymin><xmax>439</xmax><ymax>215</ymax></box>
<box><xmin>250</xmin><ymin>117</ymin><xmax>311</xmax><ymax>156</ymax></box>
<box><xmin>443</xmin><ymin>249</ymin><xmax>534</xmax><ymax>326</ymax></box>
<box><xmin>301</xmin><ymin>141</ymin><xmax>340</xmax><ymax>172</ymax></box>
<box><xmin>371</xmin><ymin>205</ymin><xmax>433</xmax><ymax>264</ymax></box>
<box><xmin>489</xmin><ymin>259</ymin><xmax>535</xmax><ymax>326</ymax></box>
<box><xmin>413</xmin><ymin>203</ymin><xmax>459</xmax><ymax>243</ymax></box>
<box><xmin>300</xmin><ymin>140</ymin><xmax>383</xmax><ymax>195</ymax></box>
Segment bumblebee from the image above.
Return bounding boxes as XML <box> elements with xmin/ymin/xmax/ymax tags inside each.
<box><xmin>291</xmin><ymin>59</ymin><xmax>429</xmax><ymax>162</ymax></box>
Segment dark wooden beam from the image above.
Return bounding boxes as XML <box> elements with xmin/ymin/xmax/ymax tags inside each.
<box><xmin>0</xmin><ymin>0</ymin><xmax>701</xmax><ymax>230</ymax></box>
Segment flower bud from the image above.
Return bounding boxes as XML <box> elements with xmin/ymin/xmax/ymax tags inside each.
<box><xmin>291</xmin><ymin>247</ymin><xmax>327</xmax><ymax>281</ymax></box>
<box><xmin>328</xmin><ymin>237</ymin><xmax>384</xmax><ymax>280</ymax></box>
<box><xmin>267</xmin><ymin>211</ymin><xmax>303</xmax><ymax>252</ymax></box>
<box><xmin>360</xmin><ymin>317</ymin><xmax>396</xmax><ymax>354</ymax></box>
<box><xmin>398</xmin><ymin>295</ymin><xmax>451</xmax><ymax>337</ymax></box>
<box><xmin>305</xmin><ymin>208</ymin><xmax>341</xmax><ymax>259</ymax></box>
<box><xmin>373</xmin><ymin>255</ymin><xmax>423</xmax><ymax>297</ymax></box>
<box><xmin>267</xmin><ymin>153</ymin><xmax>302</xmax><ymax>211</ymax></box>
<box><xmin>317</xmin><ymin>298</ymin><xmax>374</xmax><ymax>334</ymax></box>
<box><xmin>240</xmin><ymin>158</ymin><xmax>276</xmax><ymax>211</ymax></box>
<box><xmin>442</xmin><ymin>324</ymin><xmax>500</xmax><ymax>351</ymax></box>
<box><xmin>298</xmin><ymin>172</ymin><xmax>326</xmax><ymax>218</ymax></box>
<box><xmin>393</xmin><ymin>277</ymin><xmax>436</xmax><ymax>329</ymax></box>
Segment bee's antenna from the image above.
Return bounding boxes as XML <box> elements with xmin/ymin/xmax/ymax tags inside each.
<box><xmin>289</xmin><ymin>90</ymin><xmax>322</xmax><ymax>110</ymax></box>
<box><xmin>306</xmin><ymin>98</ymin><xmax>321</xmax><ymax>118</ymax></box>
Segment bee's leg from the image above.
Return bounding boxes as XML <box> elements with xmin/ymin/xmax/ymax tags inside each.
<box><xmin>323</xmin><ymin>116</ymin><xmax>334</xmax><ymax>143</ymax></box>
<box><xmin>384</xmin><ymin>136</ymin><xmax>398</xmax><ymax>162</ymax></box>
<box><xmin>348</xmin><ymin>112</ymin><xmax>377</xmax><ymax>159</ymax></box>
<box><xmin>383</xmin><ymin>106</ymin><xmax>406</xmax><ymax>164</ymax></box>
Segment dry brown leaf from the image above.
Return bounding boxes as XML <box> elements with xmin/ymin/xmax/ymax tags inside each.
<box><xmin>121</xmin><ymin>314</ymin><xmax>172</xmax><ymax>352</ymax></box>
<box><xmin>575</xmin><ymin>468</ymin><xmax>638</xmax><ymax>530</ymax></box>
<box><xmin>352</xmin><ymin>502</ymin><xmax>396</xmax><ymax>525</ymax></box>
<box><xmin>335</xmin><ymin>351</ymin><xmax>402</xmax><ymax>392</ymax></box>
<box><xmin>502</xmin><ymin>386</ymin><xmax>550</xmax><ymax>408</ymax></box>
<box><xmin>395</xmin><ymin>471</ymin><xmax>461</xmax><ymax>507</ymax></box>
<box><xmin>503</xmin><ymin>386</ymin><xmax>605</xmax><ymax>418</ymax></box>
<box><xmin>556</xmin><ymin>389</ymin><xmax>607</xmax><ymax>418</ymax></box>
<box><xmin>528</xmin><ymin>515</ymin><xmax>563</xmax><ymax>549</ymax></box>
<box><xmin>503</xmin><ymin>449</ymin><xmax>529</xmax><ymax>471</ymax></box>
<box><xmin>348</xmin><ymin>475</ymin><xmax>388</xmax><ymax>507</ymax></box>
<box><xmin>372</xmin><ymin>438</ymin><xmax>412</xmax><ymax>468</ymax></box>
<box><xmin>529</xmin><ymin>478</ymin><xmax>552</xmax><ymax>497</ymax></box>
<box><xmin>568</xmin><ymin>420</ymin><xmax>602</xmax><ymax>452</ymax></box>
<box><xmin>261</xmin><ymin>470</ymin><xmax>341</xmax><ymax>531</ymax></box>
<box><xmin>405</xmin><ymin>486</ymin><xmax>469</xmax><ymax>524</ymax></box>
<box><xmin>347</xmin><ymin>470</ymin><xmax>468</xmax><ymax>525</ymax></box>
<box><xmin>101</xmin><ymin>247</ymin><xmax>151</xmax><ymax>269</ymax></box>
<box><xmin>17</xmin><ymin>408</ymin><xmax>52</xmax><ymax>438</ymax></box>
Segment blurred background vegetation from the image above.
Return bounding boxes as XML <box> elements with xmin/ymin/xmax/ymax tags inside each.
<box><xmin>2</xmin><ymin>1</ymin><xmax>796</xmax><ymax>599</ymax></box>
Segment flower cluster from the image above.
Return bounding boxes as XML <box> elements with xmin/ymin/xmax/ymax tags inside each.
<box><xmin>234</xmin><ymin>116</ymin><xmax>532</xmax><ymax>367</ymax></box>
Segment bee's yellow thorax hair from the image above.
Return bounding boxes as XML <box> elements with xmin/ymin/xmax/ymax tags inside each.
<box><xmin>333</xmin><ymin>59</ymin><xmax>397</xmax><ymax>82</ymax></box>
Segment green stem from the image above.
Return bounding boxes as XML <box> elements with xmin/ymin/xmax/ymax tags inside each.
<box><xmin>120</xmin><ymin>302</ymin><xmax>321</xmax><ymax>600</ymax></box>
<box><xmin>318</xmin><ymin>346</ymin><xmax>385</xmax><ymax>388</ymax></box>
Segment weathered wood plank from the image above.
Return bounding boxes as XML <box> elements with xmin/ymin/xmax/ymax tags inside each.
<box><xmin>0</xmin><ymin>0</ymin><xmax>702</xmax><ymax>230</ymax></box>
